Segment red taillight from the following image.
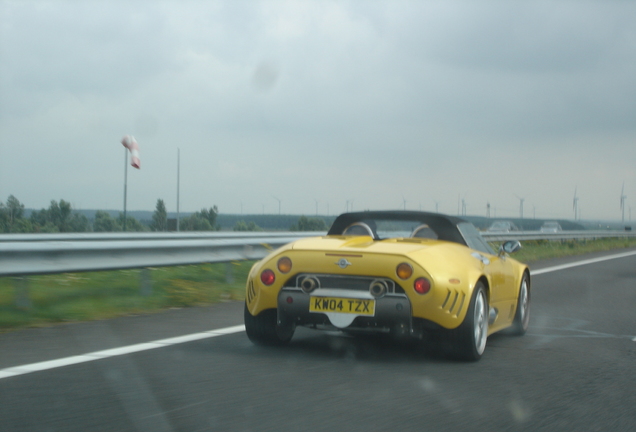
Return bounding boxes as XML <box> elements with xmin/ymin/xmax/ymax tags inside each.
<box><xmin>260</xmin><ymin>269</ymin><xmax>275</xmax><ymax>285</ymax></box>
<box><xmin>414</xmin><ymin>277</ymin><xmax>431</xmax><ymax>294</ymax></box>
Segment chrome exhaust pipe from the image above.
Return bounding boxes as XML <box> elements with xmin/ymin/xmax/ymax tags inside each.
<box><xmin>369</xmin><ymin>279</ymin><xmax>388</xmax><ymax>298</ymax></box>
<box><xmin>300</xmin><ymin>276</ymin><xmax>320</xmax><ymax>294</ymax></box>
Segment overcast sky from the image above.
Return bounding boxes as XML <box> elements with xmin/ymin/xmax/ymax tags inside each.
<box><xmin>1</xmin><ymin>0</ymin><xmax>634</xmax><ymax>221</ymax></box>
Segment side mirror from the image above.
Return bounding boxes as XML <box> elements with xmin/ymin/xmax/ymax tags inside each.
<box><xmin>499</xmin><ymin>240</ymin><xmax>521</xmax><ymax>256</ymax></box>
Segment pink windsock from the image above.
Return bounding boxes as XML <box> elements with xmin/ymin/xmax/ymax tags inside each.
<box><xmin>121</xmin><ymin>135</ymin><xmax>141</xmax><ymax>169</ymax></box>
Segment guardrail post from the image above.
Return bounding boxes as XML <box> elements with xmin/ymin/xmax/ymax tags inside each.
<box><xmin>140</xmin><ymin>268</ymin><xmax>152</xmax><ymax>296</ymax></box>
<box><xmin>14</xmin><ymin>277</ymin><xmax>32</xmax><ymax>309</ymax></box>
<box><xmin>225</xmin><ymin>262</ymin><xmax>234</xmax><ymax>284</ymax></box>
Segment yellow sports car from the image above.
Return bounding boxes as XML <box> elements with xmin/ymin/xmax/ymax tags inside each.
<box><xmin>244</xmin><ymin>211</ymin><xmax>530</xmax><ymax>361</ymax></box>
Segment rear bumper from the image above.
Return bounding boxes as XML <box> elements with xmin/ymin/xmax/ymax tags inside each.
<box><xmin>277</xmin><ymin>288</ymin><xmax>415</xmax><ymax>334</ymax></box>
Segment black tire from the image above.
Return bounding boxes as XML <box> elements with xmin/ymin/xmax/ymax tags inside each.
<box><xmin>447</xmin><ymin>282</ymin><xmax>489</xmax><ymax>362</ymax></box>
<box><xmin>244</xmin><ymin>304</ymin><xmax>294</xmax><ymax>346</ymax></box>
<box><xmin>510</xmin><ymin>272</ymin><xmax>530</xmax><ymax>336</ymax></box>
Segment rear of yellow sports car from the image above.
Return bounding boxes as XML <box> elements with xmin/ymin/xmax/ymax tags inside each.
<box><xmin>245</xmin><ymin>210</ymin><xmax>530</xmax><ymax>361</ymax></box>
<box><xmin>245</xmin><ymin>235</ymin><xmax>490</xmax><ymax>339</ymax></box>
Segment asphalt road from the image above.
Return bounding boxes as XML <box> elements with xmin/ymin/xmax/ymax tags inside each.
<box><xmin>1</xmin><ymin>249</ymin><xmax>635</xmax><ymax>432</ymax></box>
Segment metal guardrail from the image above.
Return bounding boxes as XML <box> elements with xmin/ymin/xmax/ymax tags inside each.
<box><xmin>1</xmin><ymin>230</ymin><xmax>635</xmax><ymax>278</ymax></box>
<box><xmin>481</xmin><ymin>230</ymin><xmax>636</xmax><ymax>242</ymax></box>
<box><xmin>0</xmin><ymin>233</ymin><xmax>326</xmax><ymax>277</ymax></box>
<box><xmin>0</xmin><ymin>231</ymin><xmax>325</xmax><ymax>243</ymax></box>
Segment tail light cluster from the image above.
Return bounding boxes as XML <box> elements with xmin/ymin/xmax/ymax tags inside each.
<box><xmin>260</xmin><ymin>256</ymin><xmax>293</xmax><ymax>286</ymax></box>
<box><xmin>396</xmin><ymin>262</ymin><xmax>431</xmax><ymax>295</ymax></box>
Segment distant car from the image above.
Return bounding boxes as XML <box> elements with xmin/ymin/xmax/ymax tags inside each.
<box><xmin>244</xmin><ymin>211</ymin><xmax>530</xmax><ymax>361</ymax></box>
<box><xmin>487</xmin><ymin>221</ymin><xmax>518</xmax><ymax>233</ymax></box>
<box><xmin>540</xmin><ymin>221</ymin><xmax>562</xmax><ymax>233</ymax></box>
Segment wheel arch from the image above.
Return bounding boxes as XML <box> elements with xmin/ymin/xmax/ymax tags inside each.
<box><xmin>476</xmin><ymin>275</ymin><xmax>491</xmax><ymax>304</ymax></box>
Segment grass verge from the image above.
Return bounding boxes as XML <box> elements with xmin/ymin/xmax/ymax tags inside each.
<box><xmin>490</xmin><ymin>237</ymin><xmax>636</xmax><ymax>263</ymax></box>
<box><xmin>0</xmin><ymin>261</ymin><xmax>253</xmax><ymax>332</ymax></box>
<box><xmin>1</xmin><ymin>237</ymin><xmax>635</xmax><ymax>332</ymax></box>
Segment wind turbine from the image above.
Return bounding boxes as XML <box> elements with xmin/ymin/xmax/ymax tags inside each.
<box><xmin>573</xmin><ymin>187</ymin><xmax>579</xmax><ymax>220</ymax></box>
<box><xmin>486</xmin><ymin>202</ymin><xmax>491</xmax><ymax>218</ymax></box>
<box><xmin>434</xmin><ymin>200</ymin><xmax>440</xmax><ymax>213</ymax></box>
<box><xmin>345</xmin><ymin>199</ymin><xmax>355</xmax><ymax>212</ymax></box>
<box><xmin>515</xmin><ymin>194</ymin><xmax>525</xmax><ymax>219</ymax></box>
<box><xmin>402</xmin><ymin>196</ymin><xmax>407</xmax><ymax>210</ymax></box>
<box><xmin>620</xmin><ymin>183</ymin><xmax>627</xmax><ymax>223</ymax></box>
<box><xmin>461</xmin><ymin>198</ymin><xmax>467</xmax><ymax>216</ymax></box>
<box><xmin>272</xmin><ymin>196</ymin><xmax>281</xmax><ymax>215</ymax></box>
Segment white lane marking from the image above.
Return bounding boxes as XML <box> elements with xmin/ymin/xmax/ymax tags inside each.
<box><xmin>531</xmin><ymin>249</ymin><xmax>636</xmax><ymax>275</ymax></box>
<box><xmin>0</xmin><ymin>324</ymin><xmax>245</xmax><ymax>380</ymax></box>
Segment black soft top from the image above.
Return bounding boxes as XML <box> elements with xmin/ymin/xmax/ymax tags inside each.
<box><xmin>327</xmin><ymin>210</ymin><xmax>468</xmax><ymax>246</ymax></box>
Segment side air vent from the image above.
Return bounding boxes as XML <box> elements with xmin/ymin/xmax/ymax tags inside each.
<box><xmin>440</xmin><ymin>289</ymin><xmax>466</xmax><ymax>318</ymax></box>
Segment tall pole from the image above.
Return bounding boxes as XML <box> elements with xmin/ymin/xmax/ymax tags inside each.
<box><xmin>123</xmin><ymin>147</ymin><xmax>128</xmax><ymax>232</ymax></box>
<box><xmin>176</xmin><ymin>148</ymin><xmax>181</xmax><ymax>231</ymax></box>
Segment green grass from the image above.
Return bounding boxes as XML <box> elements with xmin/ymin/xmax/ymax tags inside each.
<box><xmin>491</xmin><ymin>237</ymin><xmax>636</xmax><ymax>263</ymax></box>
<box><xmin>0</xmin><ymin>261</ymin><xmax>253</xmax><ymax>332</ymax></box>
<box><xmin>1</xmin><ymin>237</ymin><xmax>635</xmax><ymax>332</ymax></box>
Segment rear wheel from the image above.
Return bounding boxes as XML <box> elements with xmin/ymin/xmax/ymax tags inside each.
<box><xmin>244</xmin><ymin>304</ymin><xmax>294</xmax><ymax>346</ymax></box>
<box><xmin>510</xmin><ymin>273</ymin><xmax>530</xmax><ymax>336</ymax></box>
<box><xmin>448</xmin><ymin>282</ymin><xmax>488</xmax><ymax>361</ymax></box>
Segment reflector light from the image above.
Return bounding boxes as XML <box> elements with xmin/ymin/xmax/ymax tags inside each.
<box><xmin>414</xmin><ymin>277</ymin><xmax>431</xmax><ymax>294</ymax></box>
<box><xmin>261</xmin><ymin>269</ymin><xmax>275</xmax><ymax>285</ymax></box>
<box><xmin>286</xmin><ymin>296</ymin><xmax>293</xmax><ymax>304</ymax></box>
<box><xmin>396</xmin><ymin>263</ymin><xmax>413</xmax><ymax>280</ymax></box>
<box><xmin>277</xmin><ymin>257</ymin><xmax>292</xmax><ymax>273</ymax></box>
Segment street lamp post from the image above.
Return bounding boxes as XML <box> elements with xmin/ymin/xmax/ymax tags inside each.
<box><xmin>123</xmin><ymin>147</ymin><xmax>128</xmax><ymax>232</ymax></box>
<box><xmin>176</xmin><ymin>148</ymin><xmax>180</xmax><ymax>231</ymax></box>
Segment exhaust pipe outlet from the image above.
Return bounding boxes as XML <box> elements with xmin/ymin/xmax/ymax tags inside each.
<box><xmin>300</xmin><ymin>276</ymin><xmax>320</xmax><ymax>294</ymax></box>
<box><xmin>369</xmin><ymin>279</ymin><xmax>388</xmax><ymax>298</ymax></box>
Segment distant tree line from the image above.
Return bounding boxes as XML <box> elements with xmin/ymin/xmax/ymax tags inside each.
<box><xmin>0</xmin><ymin>196</ymin><xmax>222</xmax><ymax>233</ymax></box>
<box><xmin>217</xmin><ymin>214</ymin><xmax>335</xmax><ymax>231</ymax></box>
<box><xmin>1</xmin><ymin>195</ymin><xmax>334</xmax><ymax>234</ymax></box>
<box><xmin>289</xmin><ymin>216</ymin><xmax>328</xmax><ymax>231</ymax></box>
<box><xmin>148</xmin><ymin>200</ymin><xmax>221</xmax><ymax>231</ymax></box>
